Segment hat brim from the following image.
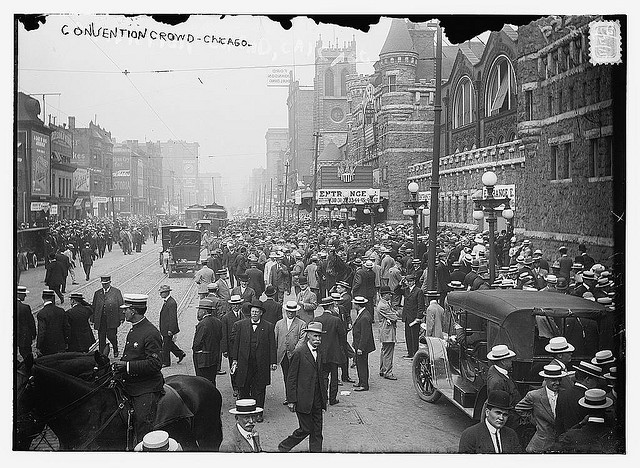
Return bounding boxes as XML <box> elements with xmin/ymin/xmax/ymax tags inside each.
<box><xmin>539</xmin><ymin>370</ymin><xmax>568</xmax><ymax>379</ymax></box>
<box><xmin>303</xmin><ymin>328</ymin><xmax>327</xmax><ymax>334</ymax></box>
<box><xmin>545</xmin><ymin>343</ymin><xmax>575</xmax><ymax>353</ymax></box>
<box><xmin>487</xmin><ymin>350</ymin><xmax>516</xmax><ymax>360</ymax></box>
<box><xmin>17</xmin><ymin>289</ymin><xmax>30</xmax><ymax>294</ymax></box>
<box><xmin>229</xmin><ymin>407</ymin><xmax>263</xmax><ymax>415</ymax></box>
<box><xmin>134</xmin><ymin>438</ymin><xmax>182</xmax><ymax>451</ymax></box>
<box><xmin>578</xmin><ymin>397</ymin><xmax>613</xmax><ymax>410</ymax></box>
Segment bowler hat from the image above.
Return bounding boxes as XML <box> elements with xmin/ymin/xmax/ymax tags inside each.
<box><xmin>264</xmin><ymin>285</ymin><xmax>276</xmax><ymax>297</ymax></box>
<box><xmin>556</xmin><ymin>277</ymin><xmax>569</xmax><ymax>290</ymax></box>
<box><xmin>298</xmin><ymin>276</ymin><xmax>308</xmax><ymax>285</ymax></box>
<box><xmin>304</xmin><ymin>321</ymin><xmax>326</xmax><ymax>334</ymax></box>
<box><xmin>248</xmin><ymin>300</ymin><xmax>265</xmax><ymax>313</ymax></box>
<box><xmin>237</xmin><ymin>274</ymin><xmax>249</xmax><ymax>282</ymax></box>
<box><xmin>486</xmin><ymin>390</ymin><xmax>513</xmax><ymax>410</ymax></box>
<box><xmin>379</xmin><ymin>285</ymin><xmax>392</xmax><ymax>295</ymax></box>
<box><xmin>229</xmin><ymin>398</ymin><xmax>263</xmax><ymax>415</ymax></box>
<box><xmin>70</xmin><ymin>292</ymin><xmax>84</xmax><ymax>301</ymax></box>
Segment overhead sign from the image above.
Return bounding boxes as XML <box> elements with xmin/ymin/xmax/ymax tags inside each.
<box><xmin>91</xmin><ymin>196</ymin><xmax>110</xmax><ymax>204</ymax></box>
<box><xmin>418</xmin><ymin>191</ymin><xmax>431</xmax><ymax>204</ymax></box>
<box><xmin>49</xmin><ymin>204</ymin><xmax>58</xmax><ymax>215</ymax></box>
<box><xmin>482</xmin><ymin>184</ymin><xmax>516</xmax><ymax>211</ymax></box>
<box><xmin>30</xmin><ymin>201</ymin><xmax>50</xmax><ymax>211</ymax></box>
<box><xmin>267</xmin><ymin>68</ymin><xmax>291</xmax><ymax>87</ymax></box>
<box><xmin>294</xmin><ymin>189</ymin><xmax>302</xmax><ymax>205</ymax></box>
<box><xmin>317</xmin><ymin>188</ymin><xmax>380</xmax><ymax>205</ymax></box>
<box><xmin>113</xmin><ymin>169</ymin><xmax>130</xmax><ymax>177</ymax></box>
<box><xmin>73</xmin><ymin>167</ymin><xmax>90</xmax><ymax>192</ymax></box>
<box><xmin>31</xmin><ymin>131</ymin><xmax>50</xmax><ymax>196</ymax></box>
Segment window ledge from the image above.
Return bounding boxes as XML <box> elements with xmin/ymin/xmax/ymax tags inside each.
<box><xmin>549</xmin><ymin>178</ymin><xmax>573</xmax><ymax>184</ymax></box>
<box><xmin>588</xmin><ymin>176</ymin><xmax>612</xmax><ymax>182</ymax></box>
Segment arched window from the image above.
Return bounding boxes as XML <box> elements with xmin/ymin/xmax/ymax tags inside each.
<box><xmin>325</xmin><ymin>69</ymin><xmax>334</xmax><ymax>97</ymax></box>
<box><xmin>340</xmin><ymin>69</ymin><xmax>348</xmax><ymax>96</ymax></box>
<box><xmin>453</xmin><ymin>76</ymin><xmax>475</xmax><ymax>128</ymax></box>
<box><xmin>485</xmin><ymin>55</ymin><xmax>516</xmax><ymax>117</ymax></box>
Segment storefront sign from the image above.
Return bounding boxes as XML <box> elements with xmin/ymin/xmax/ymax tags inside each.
<box><xmin>30</xmin><ymin>201</ymin><xmax>50</xmax><ymax>211</ymax></box>
<box><xmin>31</xmin><ymin>131</ymin><xmax>50</xmax><ymax>196</ymax></box>
<box><xmin>294</xmin><ymin>189</ymin><xmax>302</xmax><ymax>205</ymax></box>
<box><xmin>482</xmin><ymin>184</ymin><xmax>516</xmax><ymax>211</ymax></box>
<box><xmin>91</xmin><ymin>196</ymin><xmax>110</xmax><ymax>204</ymax></box>
<box><xmin>73</xmin><ymin>167</ymin><xmax>90</xmax><ymax>192</ymax></box>
<box><xmin>49</xmin><ymin>204</ymin><xmax>58</xmax><ymax>215</ymax></box>
<box><xmin>317</xmin><ymin>188</ymin><xmax>380</xmax><ymax>205</ymax></box>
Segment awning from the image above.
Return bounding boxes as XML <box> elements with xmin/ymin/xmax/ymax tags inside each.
<box><xmin>73</xmin><ymin>197</ymin><xmax>83</xmax><ymax>207</ymax></box>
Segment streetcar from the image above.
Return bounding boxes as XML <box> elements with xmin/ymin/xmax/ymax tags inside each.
<box><xmin>184</xmin><ymin>204</ymin><xmax>205</xmax><ymax>228</ymax></box>
<box><xmin>202</xmin><ymin>203</ymin><xmax>228</xmax><ymax>236</ymax></box>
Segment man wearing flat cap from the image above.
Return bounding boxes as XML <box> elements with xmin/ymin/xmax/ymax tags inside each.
<box><xmin>158</xmin><ymin>285</ymin><xmax>186</xmax><ymax>367</ymax></box>
<box><xmin>113</xmin><ymin>294</ymin><xmax>164</xmax><ymax>442</ymax></box>
<box><xmin>459</xmin><ymin>390</ymin><xmax>522</xmax><ymax>453</ymax></box>
<box><xmin>92</xmin><ymin>275</ymin><xmax>124</xmax><ymax>357</ymax></box>
<box><xmin>192</xmin><ymin>298</ymin><xmax>223</xmax><ymax>385</ymax></box>
<box><xmin>231</xmin><ymin>300</ymin><xmax>277</xmax><ymax>420</ymax></box>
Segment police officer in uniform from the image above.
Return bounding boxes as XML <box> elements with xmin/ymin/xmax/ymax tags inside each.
<box><xmin>113</xmin><ymin>294</ymin><xmax>164</xmax><ymax>443</ymax></box>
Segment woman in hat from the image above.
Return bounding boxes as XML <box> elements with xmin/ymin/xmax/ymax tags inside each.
<box><xmin>65</xmin><ymin>292</ymin><xmax>96</xmax><ymax>352</ymax></box>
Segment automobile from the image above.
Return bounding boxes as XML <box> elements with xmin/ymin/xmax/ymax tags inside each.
<box><xmin>160</xmin><ymin>224</ymin><xmax>184</xmax><ymax>272</ymax></box>
<box><xmin>412</xmin><ymin>290</ymin><xmax>617</xmax><ymax>420</ymax></box>
<box><xmin>166</xmin><ymin>228</ymin><xmax>202</xmax><ymax>278</ymax></box>
<box><xmin>17</xmin><ymin>227</ymin><xmax>49</xmax><ymax>268</ymax></box>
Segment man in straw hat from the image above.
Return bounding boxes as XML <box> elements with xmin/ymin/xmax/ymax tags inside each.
<box><xmin>134</xmin><ymin>430</ymin><xmax>182</xmax><ymax>452</ymax></box>
<box><xmin>486</xmin><ymin>345</ymin><xmax>521</xmax><ymax>429</ymax></box>
<box><xmin>278</xmin><ymin>322</ymin><xmax>327</xmax><ymax>452</ymax></box>
<box><xmin>515</xmin><ymin>364</ymin><xmax>568</xmax><ymax>452</ymax></box>
<box><xmin>221</xmin><ymin>294</ymin><xmax>244</xmax><ymax>396</ymax></box>
<box><xmin>158</xmin><ymin>285</ymin><xmax>186</xmax><ymax>367</ymax></box>
<box><xmin>192</xmin><ymin>298</ymin><xmax>223</xmax><ymax>386</ymax></box>
<box><xmin>553</xmin><ymin>389</ymin><xmax>621</xmax><ymax>453</ymax></box>
<box><xmin>555</xmin><ymin>360</ymin><xmax>606</xmax><ymax>436</ymax></box>
<box><xmin>113</xmin><ymin>294</ymin><xmax>164</xmax><ymax>442</ymax></box>
<box><xmin>231</xmin><ymin>300</ymin><xmax>277</xmax><ymax>421</ymax></box>
<box><xmin>17</xmin><ymin>285</ymin><xmax>36</xmax><ymax>360</ymax></box>
<box><xmin>219</xmin><ymin>399</ymin><xmax>264</xmax><ymax>452</ymax></box>
<box><xmin>459</xmin><ymin>390</ymin><xmax>523</xmax><ymax>453</ymax></box>
<box><xmin>65</xmin><ymin>292</ymin><xmax>95</xmax><ymax>353</ymax></box>
<box><xmin>546</xmin><ymin>336</ymin><xmax>575</xmax><ymax>390</ymax></box>
<box><xmin>274</xmin><ymin>301</ymin><xmax>307</xmax><ymax>404</ymax></box>
<box><xmin>351</xmin><ymin>296</ymin><xmax>375</xmax><ymax>392</ymax></box>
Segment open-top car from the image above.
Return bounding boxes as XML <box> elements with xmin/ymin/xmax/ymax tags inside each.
<box><xmin>412</xmin><ymin>290</ymin><xmax>617</xmax><ymax>420</ymax></box>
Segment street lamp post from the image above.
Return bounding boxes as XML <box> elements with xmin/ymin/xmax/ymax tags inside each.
<box><xmin>404</xmin><ymin>182</ymin><xmax>422</xmax><ymax>257</ymax></box>
<box><xmin>473</xmin><ymin>171</ymin><xmax>514</xmax><ymax>284</ymax></box>
<box><xmin>282</xmin><ymin>160</ymin><xmax>290</xmax><ymax>226</ymax></box>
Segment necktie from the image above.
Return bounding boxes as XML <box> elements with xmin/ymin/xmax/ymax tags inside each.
<box><xmin>495</xmin><ymin>430</ymin><xmax>502</xmax><ymax>453</ymax></box>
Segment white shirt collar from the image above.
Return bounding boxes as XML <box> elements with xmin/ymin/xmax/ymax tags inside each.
<box><xmin>131</xmin><ymin>316</ymin><xmax>147</xmax><ymax>328</ymax></box>
<box><xmin>494</xmin><ymin>364</ymin><xmax>509</xmax><ymax>376</ymax></box>
<box><xmin>286</xmin><ymin>316</ymin><xmax>294</xmax><ymax>327</ymax></box>
<box><xmin>236</xmin><ymin>424</ymin><xmax>257</xmax><ymax>450</ymax></box>
<box><xmin>484</xmin><ymin>419</ymin><xmax>502</xmax><ymax>453</ymax></box>
<box><xmin>163</xmin><ymin>295</ymin><xmax>171</xmax><ymax>302</ymax></box>
<box><xmin>103</xmin><ymin>287</ymin><xmax>111</xmax><ymax>294</ymax></box>
<box><xmin>587</xmin><ymin>417</ymin><xmax>605</xmax><ymax>424</ymax></box>
<box><xmin>43</xmin><ymin>300</ymin><xmax>53</xmax><ymax>306</ymax></box>
<box><xmin>307</xmin><ymin>341</ymin><xmax>317</xmax><ymax>357</ymax></box>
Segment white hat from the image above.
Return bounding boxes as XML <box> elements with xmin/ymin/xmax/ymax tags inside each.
<box><xmin>545</xmin><ymin>336</ymin><xmax>575</xmax><ymax>354</ymax></box>
<box><xmin>539</xmin><ymin>363</ymin><xmax>568</xmax><ymax>379</ymax></box>
<box><xmin>487</xmin><ymin>344</ymin><xmax>516</xmax><ymax>361</ymax></box>
<box><xmin>134</xmin><ymin>430</ymin><xmax>182</xmax><ymax>451</ymax></box>
<box><xmin>229</xmin><ymin>398</ymin><xmax>263</xmax><ymax>415</ymax></box>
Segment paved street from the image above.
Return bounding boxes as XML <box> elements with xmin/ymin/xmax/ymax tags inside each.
<box><xmin>20</xmin><ymin>241</ymin><xmax>471</xmax><ymax>453</ymax></box>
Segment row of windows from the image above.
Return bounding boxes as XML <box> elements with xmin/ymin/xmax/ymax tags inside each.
<box><xmin>52</xmin><ymin>175</ymin><xmax>73</xmax><ymax>199</ymax></box>
<box><xmin>540</xmin><ymin>34</ymin><xmax>587</xmax><ymax>80</ymax></box>
<box><xmin>452</xmin><ymin>55</ymin><xmax>517</xmax><ymax>129</ymax></box>
<box><xmin>549</xmin><ymin>137</ymin><xmax>612</xmax><ymax>180</ymax></box>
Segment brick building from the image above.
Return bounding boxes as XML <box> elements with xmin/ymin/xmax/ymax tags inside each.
<box><xmin>265</xmin><ymin>128</ymin><xmax>288</xmax><ymax>189</ymax></box>
<box><xmin>49</xmin><ymin>123</ymin><xmax>76</xmax><ymax>220</ymax></box>
<box><xmin>286</xmin><ymin>78</ymin><xmax>314</xmax><ymax>190</ymax></box>
<box><xmin>160</xmin><ymin>140</ymin><xmax>200</xmax><ymax>214</ymax></box>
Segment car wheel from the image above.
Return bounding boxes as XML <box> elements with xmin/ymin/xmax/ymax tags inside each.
<box><xmin>30</xmin><ymin>253</ymin><xmax>38</xmax><ymax>268</ymax></box>
<box><xmin>412</xmin><ymin>348</ymin><xmax>441</xmax><ymax>403</ymax></box>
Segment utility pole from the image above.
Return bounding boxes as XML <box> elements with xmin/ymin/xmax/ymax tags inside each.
<box><xmin>211</xmin><ymin>176</ymin><xmax>216</xmax><ymax>203</ymax></box>
<box><xmin>427</xmin><ymin>23</ymin><xmax>443</xmax><ymax>292</ymax></box>
<box><xmin>311</xmin><ymin>131</ymin><xmax>321</xmax><ymax>226</ymax></box>
<box><xmin>282</xmin><ymin>160</ymin><xmax>290</xmax><ymax>226</ymax></box>
<box><xmin>269</xmin><ymin>178</ymin><xmax>273</xmax><ymax>218</ymax></box>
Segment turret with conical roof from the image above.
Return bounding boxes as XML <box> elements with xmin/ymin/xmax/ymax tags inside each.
<box><xmin>376</xmin><ymin>18</ymin><xmax>419</xmax><ymax>83</ymax></box>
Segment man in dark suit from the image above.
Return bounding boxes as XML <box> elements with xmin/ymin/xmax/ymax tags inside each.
<box><xmin>555</xmin><ymin>361</ymin><xmax>605</xmax><ymax>435</ymax></box>
<box><xmin>352</xmin><ymin>260</ymin><xmax>376</xmax><ymax>316</ymax></box>
<box><xmin>435</xmin><ymin>252</ymin><xmax>451</xmax><ymax>303</ymax></box>
<box><xmin>55</xmin><ymin>249</ymin><xmax>70</xmax><ymax>293</ymax></box>
<box><xmin>261</xmin><ymin>285</ymin><xmax>282</xmax><ymax>326</ymax></box>
<box><xmin>245</xmin><ymin>258</ymin><xmax>265</xmax><ymax>298</ymax></box>
<box><xmin>459</xmin><ymin>390</ymin><xmax>523</xmax><ymax>453</ymax></box>
<box><xmin>485</xmin><ymin>345</ymin><xmax>522</xmax><ymax>429</ymax></box>
<box><xmin>192</xmin><ymin>298</ymin><xmax>223</xmax><ymax>385</ymax></box>
<box><xmin>65</xmin><ymin>292</ymin><xmax>95</xmax><ymax>352</ymax></box>
<box><xmin>402</xmin><ymin>274</ymin><xmax>425</xmax><ymax>359</ymax></box>
<box><xmin>351</xmin><ymin>296</ymin><xmax>375</xmax><ymax>392</ymax></box>
<box><xmin>17</xmin><ymin>286</ymin><xmax>36</xmax><ymax>360</ymax></box>
<box><xmin>219</xmin><ymin>399</ymin><xmax>263</xmax><ymax>452</ymax></box>
<box><xmin>92</xmin><ymin>276</ymin><xmax>124</xmax><ymax>357</ymax></box>
<box><xmin>221</xmin><ymin>295</ymin><xmax>244</xmax><ymax>396</ymax></box>
<box><xmin>36</xmin><ymin>289</ymin><xmax>69</xmax><ymax>356</ymax></box>
<box><xmin>113</xmin><ymin>294</ymin><xmax>164</xmax><ymax>443</ymax></box>
<box><xmin>231</xmin><ymin>300</ymin><xmax>277</xmax><ymax>421</ymax></box>
<box><xmin>278</xmin><ymin>322</ymin><xmax>327</xmax><ymax>453</ymax></box>
<box><xmin>231</xmin><ymin>274</ymin><xmax>256</xmax><ymax>304</ymax></box>
<box><xmin>158</xmin><ymin>284</ymin><xmax>186</xmax><ymax>367</ymax></box>
<box><xmin>215</xmin><ymin>269</ymin><xmax>232</xmax><ymax>301</ymax></box>
<box><xmin>79</xmin><ymin>242</ymin><xmax>95</xmax><ymax>281</ymax></box>
<box><xmin>315</xmin><ymin>297</ymin><xmax>347</xmax><ymax>405</ymax></box>
<box><xmin>45</xmin><ymin>253</ymin><xmax>66</xmax><ymax>304</ymax></box>
<box><xmin>557</xmin><ymin>246</ymin><xmax>573</xmax><ymax>281</ymax></box>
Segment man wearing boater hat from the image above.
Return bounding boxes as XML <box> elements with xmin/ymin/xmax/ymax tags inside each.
<box><xmin>275</xmin><ymin>301</ymin><xmax>307</xmax><ymax>403</ymax></box>
<box><xmin>278</xmin><ymin>322</ymin><xmax>327</xmax><ymax>453</ymax></box>
<box><xmin>515</xmin><ymin>364</ymin><xmax>567</xmax><ymax>452</ymax></box>
<box><xmin>545</xmin><ymin>336</ymin><xmax>575</xmax><ymax>390</ymax></box>
<box><xmin>65</xmin><ymin>292</ymin><xmax>95</xmax><ymax>353</ymax></box>
<box><xmin>221</xmin><ymin>295</ymin><xmax>244</xmax><ymax>396</ymax></box>
<box><xmin>220</xmin><ymin>399</ymin><xmax>264</xmax><ymax>452</ymax></box>
<box><xmin>92</xmin><ymin>275</ymin><xmax>124</xmax><ymax>357</ymax></box>
<box><xmin>459</xmin><ymin>390</ymin><xmax>523</xmax><ymax>453</ymax></box>
<box><xmin>351</xmin><ymin>296</ymin><xmax>375</xmax><ymax>392</ymax></box>
<box><xmin>485</xmin><ymin>345</ymin><xmax>521</xmax><ymax>429</ymax></box>
<box><xmin>113</xmin><ymin>294</ymin><xmax>164</xmax><ymax>442</ymax></box>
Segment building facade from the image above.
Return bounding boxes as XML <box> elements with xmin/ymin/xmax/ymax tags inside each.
<box><xmin>49</xmin><ymin>123</ymin><xmax>76</xmax><ymax>220</ymax></box>
<box><xmin>265</xmin><ymin>128</ymin><xmax>288</xmax><ymax>189</ymax></box>
<box><xmin>160</xmin><ymin>140</ymin><xmax>200</xmax><ymax>214</ymax></box>
<box><xmin>286</xmin><ymin>78</ymin><xmax>315</xmax><ymax>190</ymax></box>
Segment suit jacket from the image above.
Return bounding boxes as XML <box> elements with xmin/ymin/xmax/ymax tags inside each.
<box><xmin>55</xmin><ymin>252</ymin><xmax>70</xmax><ymax>275</ymax></box>
<box><xmin>352</xmin><ymin>309</ymin><xmax>375</xmax><ymax>354</ymax></box>
<box><xmin>402</xmin><ymin>285</ymin><xmax>425</xmax><ymax>323</ymax></box>
<box><xmin>486</xmin><ymin>365</ymin><xmax>521</xmax><ymax>428</ymax></box>
<box><xmin>219</xmin><ymin>424</ymin><xmax>262</xmax><ymax>453</ymax></box>
<box><xmin>37</xmin><ymin>303</ymin><xmax>69</xmax><ymax>355</ymax></box>
<box><xmin>552</xmin><ymin>419</ymin><xmax>621</xmax><ymax>454</ymax></box>
<box><xmin>17</xmin><ymin>300</ymin><xmax>36</xmax><ymax>348</ymax></box>
<box><xmin>296</xmin><ymin>288</ymin><xmax>318</xmax><ymax>323</ymax></box>
<box><xmin>45</xmin><ymin>259</ymin><xmax>66</xmax><ymax>287</ymax></box>
<box><xmin>425</xmin><ymin>300</ymin><xmax>444</xmax><ymax>338</ymax></box>
<box><xmin>286</xmin><ymin>344</ymin><xmax>327</xmax><ymax>414</ymax></box>
<box><xmin>245</xmin><ymin>267</ymin><xmax>265</xmax><ymax>297</ymax></box>
<box><xmin>274</xmin><ymin>316</ymin><xmax>306</xmax><ymax>364</ymax></box>
<box><xmin>261</xmin><ymin>298</ymin><xmax>282</xmax><ymax>326</ymax></box>
<box><xmin>65</xmin><ymin>304</ymin><xmax>95</xmax><ymax>352</ymax></box>
<box><xmin>221</xmin><ymin>309</ymin><xmax>242</xmax><ymax>354</ymax></box>
<box><xmin>555</xmin><ymin>382</ymin><xmax>589</xmax><ymax>435</ymax></box>
<box><xmin>376</xmin><ymin>298</ymin><xmax>400</xmax><ymax>343</ymax></box>
<box><xmin>436</xmin><ymin>261</ymin><xmax>451</xmax><ymax>293</ymax></box>
<box><xmin>192</xmin><ymin>314</ymin><xmax>223</xmax><ymax>368</ymax></box>
<box><xmin>215</xmin><ymin>278</ymin><xmax>232</xmax><ymax>301</ymax></box>
<box><xmin>231</xmin><ymin>318</ymin><xmax>277</xmax><ymax>388</ymax></box>
<box><xmin>352</xmin><ymin>268</ymin><xmax>376</xmax><ymax>298</ymax></box>
<box><xmin>515</xmin><ymin>386</ymin><xmax>560</xmax><ymax>452</ymax></box>
<box><xmin>315</xmin><ymin>311</ymin><xmax>347</xmax><ymax>364</ymax></box>
<box><xmin>195</xmin><ymin>266</ymin><xmax>216</xmax><ymax>295</ymax></box>
<box><xmin>159</xmin><ymin>296</ymin><xmax>179</xmax><ymax>336</ymax></box>
<box><xmin>270</xmin><ymin>262</ymin><xmax>290</xmax><ymax>291</ymax></box>
<box><xmin>120</xmin><ymin>317</ymin><xmax>164</xmax><ymax>396</ymax></box>
<box><xmin>459</xmin><ymin>422</ymin><xmax>522</xmax><ymax>453</ymax></box>
<box><xmin>231</xmin><ymin>285</ymin><xmax>256</xmax><ymax>304</ymax></box>
<box><xmin>92</xmin><ymin>287</ymin><xmax>124</xmax><ymax>329</ymax></box>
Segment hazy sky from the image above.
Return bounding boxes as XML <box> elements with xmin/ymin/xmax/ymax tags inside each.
<box><xmin>17</xmin><ymin>14</ymin><xmax>399</xmax><ymax>207</ymax></box>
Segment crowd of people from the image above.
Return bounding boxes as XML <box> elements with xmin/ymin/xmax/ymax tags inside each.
<box><xmin>16</xmin><ymin>214</ymin><xmax>622</xmax><ymax>453</ymax></box>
